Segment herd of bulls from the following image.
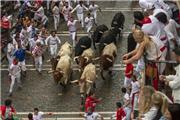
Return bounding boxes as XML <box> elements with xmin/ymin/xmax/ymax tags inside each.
<box><xmin>48</xmin><ymin>12</ymin><xmax>125</xmax><ymax>104</ymax></box>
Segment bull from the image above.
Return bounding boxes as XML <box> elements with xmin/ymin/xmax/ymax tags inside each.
<box><xmin>74</xmin><ymin>48</ymin><xmax>95</xmax><ymax>71</ymax></box>
<box><xmin>49</xmin><ymin>54</ymin><xmax>72</xmax><ymax>87</ymax></box>
<box><xmin>99</xmin><ymin>30</ymin><xmax>117</xmax><ymax>53</ymax></box>
<box><xmin>71</xmin><ymin>63</ymin><xmax>96</xmax><ymax>99</ymax></box>
<box><xmin>75</xmin><ymin>36</ymin><xmax>92</xmax><ymax>57</ymax></box>
<box><xmin>92</xmin><ymin>24</ymin><xmax>109</xmax><ymax>49</ymax></box>
<box><xmin>111</xmin><ymin>12</ymin><xmax>125</xmax><ymax>40</ymax></box>
<box><xmin>99</xmin><ymin>43</ymin><xmax>117</xmax><ymax>80</ymax></box>
<box><xmin>57</xmin><ymin>41</ymin><xmax>73</xmax><ymax>57</ymax></box>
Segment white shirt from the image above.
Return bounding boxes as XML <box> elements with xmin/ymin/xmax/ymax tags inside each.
<box><xmin>53</xmin><ymin>6</ymin><xmax>60</xmax><ymax>15</ymax></box>
<box><xmin>9</xmin><ymin>63</ymin><xmax>21</xmax><ymax>76</ymax></box>
<box><xmin>45</xmin><ymin>35</ymin><xmax>61</xmax><ymax>45</ymax></box>
<box><xmin>130</xmin><ymin>81</ymin><xmax>140</xmax><ymax>97</ymax></box>
<box><xmin>84</xmin><ymin>112</ymin><xmax>101</xmax><ymax>120</ymax></box>
<box><xmin>139</xmin><ymin>0</ymin><xmax>170</xmax><ymax>11</ymax></box>
<box><xmin>165</xmin><ymin>19</ymin><xmax>180</xmax><ymax>48</ymax></box>
<box><xmin>33</xmin><ymin>112</ymin><xmax>44</xmax><ymax>120</ymax></box>
<box><xmin>71</xmin><ymin>4</ymin><xmax>88</xmax><ymax>14</ymax></box>
<box><xmin>142</xmin><ymin>16</ymin><xmax>168</xmax><ymax>45</ymax></box>
<box><xmin>142</xmin><ymin>106</ymin><xmax>158</xmax><ymax>120</ymax></box>
<box><xmin>166</xmin><ymin>64</ymin><xmax>180</xmax><ymax>104</ymax></box>
<box><xmin>7</xmin><ymin>43</ymin><xmax>15</xmax><ymax>56</ymax></box>
<box><xmin>36</xmin><ymin>6</ymin><xmax>44</xmax><ymax>18</ymax></box>
<box><xmin>67</xmin><ymin>20</ymin><xmax>78</xmax><ymax>32</ymax></box>
<box><xmin>89</xmin><ymin>4</ymin><xmax>99</xmax><ymax>14</ymax></box>
<box><xmin>85</xmin><ymin>16</ymin><xmax>94</xmax><ymax>28</ymax></box>
<box><xmin>62</xmin><ymin>6</ymin><xmax>72</xmax><ymax>15</ymax></box>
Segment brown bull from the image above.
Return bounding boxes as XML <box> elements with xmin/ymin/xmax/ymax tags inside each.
<box><xmin>71</xmin><ymin>63</ymin><xmax>96</xmax><ymax>97</ymax></box>
<box><xmin>74</xmin><ymin>48</ymin><xmax>95</xmax><ymax>71</ymax></box>
<box><xmin>100</xmin><ymin>43</ymin><xmax>117</xmax><ymax>80</ymax></box>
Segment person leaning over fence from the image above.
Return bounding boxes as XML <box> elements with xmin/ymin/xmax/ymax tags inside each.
<box><xmin>0</xmin><ymin>99</ymin><xmax>16</xmax><ymax>120</ymax></box>
<box><xmin>122</xmin><ymin>28</ymin><xmax>165</xmax><ymax>90</ymax></box>
<box><xmin>159</xmin><ymin>47</ymin><xmax>180</xmax><ymax>104</ymax></box>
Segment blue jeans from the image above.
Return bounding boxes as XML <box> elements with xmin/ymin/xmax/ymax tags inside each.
<box><xmin>124</xmin><ymin>107</ymin><xmax>132</xmax><ymax>120</ymax></box>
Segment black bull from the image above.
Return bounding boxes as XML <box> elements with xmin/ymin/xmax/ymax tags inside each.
<box><xmin>75</xmin><ymin>36</ymin><xmax>92</xmax><ymax>56</ymax></box>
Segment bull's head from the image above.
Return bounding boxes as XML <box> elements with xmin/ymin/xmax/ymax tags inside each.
<box><xmin>53</xmin><ymin>69</ymin><xmax>64</xmax><ymax>84</ymax></box>
<box><xmin>79</xmin><ymin>56</ymin><xmax>89</xmax><ymax>69</ymax></box>
<box><xmin>100</xmin><ymin>55</ymin><xmax>113</xmax><ymax>70</ymax></box>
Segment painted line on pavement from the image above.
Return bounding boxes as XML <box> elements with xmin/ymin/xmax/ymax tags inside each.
<box><xmin>1</xmin><ymin>64</ymin><xmax>131</xmax><ymax>67</ymax></box>
<box><xmin>20</xmin><ymin>118</ymin><xmax>113</xmax><ymax>120</ymax></box>
<box><xmin>0</xmin><ymin>68</ymin><xmax>125</xmax><ymax>71</ymax></box>
<box><xmin>16</xmin><ymin>111</ymin><xmax>115</xmax><ymax>115</ymax></box>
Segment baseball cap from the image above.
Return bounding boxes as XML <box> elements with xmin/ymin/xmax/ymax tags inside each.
<box><xmin>173</xmin><ymin>47</ymin><xmax>180</xmax><ymax>56</ymax></box>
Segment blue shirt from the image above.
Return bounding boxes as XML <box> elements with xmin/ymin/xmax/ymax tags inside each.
<box><xmin>14</xmin><ymin>49</ymin><xmax>26</xmax><ymax>62</ymax></box>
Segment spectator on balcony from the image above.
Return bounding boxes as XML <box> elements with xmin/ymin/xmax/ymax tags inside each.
<box><xmin>0</xmin><ymin>99</ymin><xmax>16</xmax><ymax>120</ymax></box>
<box><xmin>84</xmin><ymin>107</ymin><xmax>104</xmax><ymax>120</ymax></box>
<box><xmin>159</xmin><ymin>47</ymin><xmax>180</xmax><ymax>104</ymax></box>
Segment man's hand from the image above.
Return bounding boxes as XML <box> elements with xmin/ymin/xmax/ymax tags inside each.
<box><xmin>159</xmin><ymin>75</ymin><xmax>166</xmax><ymax>81</ymax></box>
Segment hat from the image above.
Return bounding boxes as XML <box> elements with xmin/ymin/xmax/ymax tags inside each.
<box><xmin>173</xmin><ymin>47</ymin><xmax>180</xmax><ymax>56</ymax></box>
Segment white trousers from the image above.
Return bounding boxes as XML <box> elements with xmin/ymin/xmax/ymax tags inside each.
<box><xmin>7</xmin><ymin>54</ymin><xmax>14</xmax><ymax>70</ymax></box>
<box><xmin>9</xmin><ymin>74</ymin><xmax>21</xmax><ymax>93</ymax></box>
<box><xmin>49</xmin><ymin>44</ymin><xmax>58</xmax><ymax>58</ymax></box>
<box><xmin>34</xmin><ymin>56</ymin><xmax>42</xmax><ymax>72</ymax></box>
<box><xmin>54</xmin><ymin>15</ymin><xmax>60</xmax><ymax>30</ymax></box>
<box><xmin>77</xmin><ymin>13</ymin><xmax>84</xmax><ymax>27</ymax></box>
<box><xmin>124</xmin><ymin>77</ymin><xmax>132</xmax><ymax>88</ymax></box>
<box><xmin>69</xmin><ymin>32</ymin><xmax>76</xmax><ymax>47</ymax></box>
<box><xmin>92</xmin><ymin>12</ymin><xmax>97</xmax><ymax>24</ymax></box>
<box><xmin>19</xmin><ymin>60</ymin><xmax>26</xmax><ymax>71</ymax></box>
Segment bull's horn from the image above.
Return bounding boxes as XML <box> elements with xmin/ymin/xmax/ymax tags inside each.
<box><xmin>70</xmin><ymin>80</ymin><xmax>79</xmax><ymax>84</ymax></box>
<box><xmin>92</xmin><ymin>57</ymin><xmax>100</xmax><ymax>61</ymax></box>
<box><xmin>106</xmin><ymin>57</ymin><xmax>113</xmax><ymax>63</ymax></box>
<box><xmin>86</xmin><ymin>79</ymin><xmax>93</xmax><ymax>84</ymax></box>
<box><xmin>119</xmin><ymin>28</ymin><xmax>123</xmax><ymax>31</ymax></box>
<box><xmin>46</xmin><ymin>59</ymin><xmax>51</xmax><ymax>63</ymax></box>
<box><xmin>99</xmin><ymin>31</ymin><xmax>103</xmax><ymax>33</ymax></box>
<box><xmin>84</xmin><ymin>57</ymin><xmax>89</xmax><ymax>62</ymax></box>
<box><xmin>81</xmin><ymin>45</ymin><xmax>86</xmax><ymax>48</ymax></box>
<box><xmin>104</xmin><ymin>43</ymin><xmax>108</xmax><ymax>46</ymax></box>
<box><xmin>74</xmin><ymin>56</ymin><xmax>79</xmax><ymax>61</ymax></box>
<box><xmin>60</xmin><ymin>71</ymin><xmax>65</xmax><ymax>74</ymax></box>
<box><xmin>48</xmin><ymin>70</ymin><xmax>54</xmax><ymax>74</ymax></box>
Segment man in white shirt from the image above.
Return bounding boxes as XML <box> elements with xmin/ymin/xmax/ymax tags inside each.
<box><xmin>84</xmin><ymin>107</ymin><xmax>103</xmax><ymax>120</ymax></box>
<box><xmin>85</xmin><ymin>13</ymin><xmax>94</xmax><ymax>35</ymax></box>
<box><xmin>67</xmin><ymin>16</ymin><xmax>79</xmax><ymax>47</ymax></box>
<box><xmin>71</xmin><ymin>1</ymin><xmax>88</xmax><ymax>28</ymax></box>
<box><xmin>62</xmin><ymin>1</ymin><xmax>73</xmax><ymax>21</ymax></box>
<box><xmin>45</xmin><ymin>31</ymin><xmax>61</xmax><ymax>58</ymax></box>
<box><xmin>32</xmin><ymin>40</ymin><xmax>44</xmax><ymax>74</ymax></box>
<box><xmin>33</xmin><ymin>108</ymin><xmax>44</xmax><ymax>120</ymax></box>
<box><xmin>52</xmin><ymin>3</ymin><xmax>60</xmax><ymax>31</ymax></box>
<box><xmin>33</xmin><ymin>4</ymin><xmax>45</xmax><ymax>21</ymax></box>
<box><xmin>8</xmin><ymin>58</ymin><xmax>21</xmax><ymax>96</ymax></box>
<box><xmin>139</xmin><ymin>0</ymin><xmax>172</xmax><ymax>17</ymax></box>
<box><xmin>160</xmin><ymin>47</ymin><xmax>180</xmax><ymax>104</ymax></box>
<box><xmin>89</xmin><ymin>2</ymin><xmax>101</xmax><ymax>24</ymax></box>
<box><xmin>7</xmin><ymin>40</ymin><xmax>16</xmax><ymax>70</ymax></box>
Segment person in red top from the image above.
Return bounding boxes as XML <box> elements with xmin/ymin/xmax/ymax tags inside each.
<box><xmin>111</xmin><ymin>102</ymin><xmax>126</xmax><ymax>120</ymax></box>
<box><xmin>124</xmin><ymin>63</ymin><xmax>134</xmax><ymax>88</ymax></box>
<box><xmin>85</xmin><ymin>90</ymin><xmax>102</xmax><ymax>113</ymax></box>
<box><xmin>0</xmin><ymin>99</ymin><xmax>16</xmax><ymax>120</ymax></box>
